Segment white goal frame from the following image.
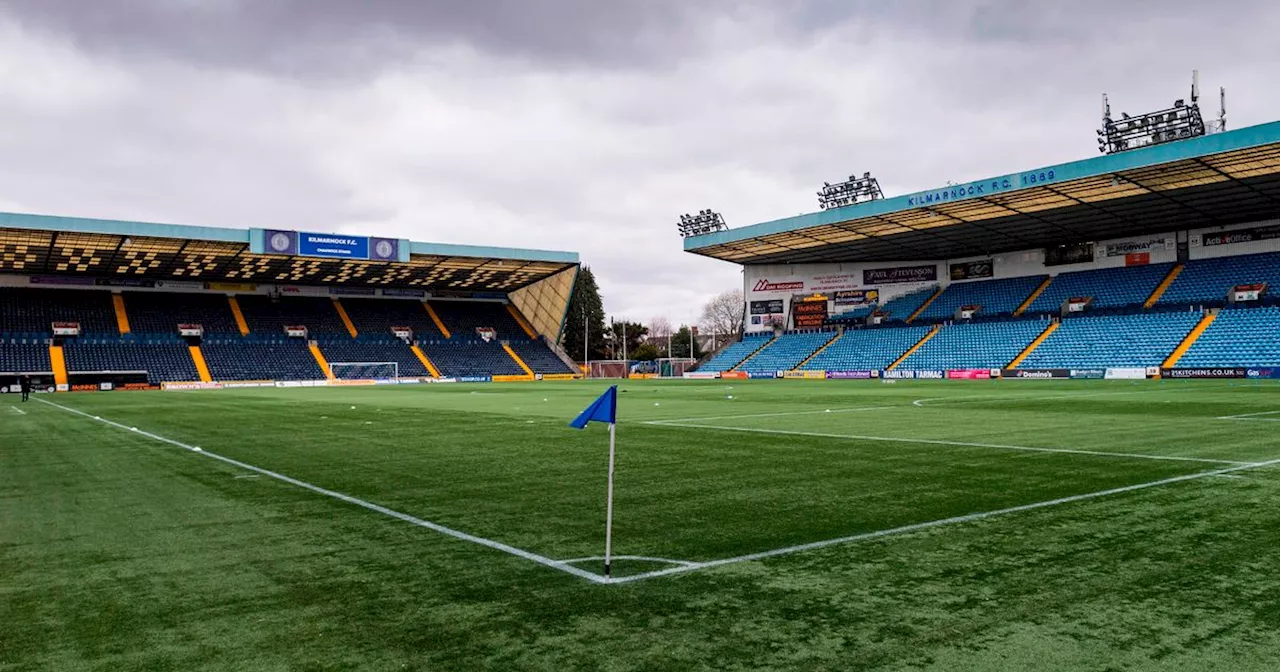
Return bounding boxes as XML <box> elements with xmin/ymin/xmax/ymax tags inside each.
<box><xmin>656</xmin><ymin>357</ymin><xmax>698</xmax><ymax>378</ymax></box>
<box><xmin>329</xmin><ymin>361</ymin><xmax>399</xmax><ymax>380</ymax></box>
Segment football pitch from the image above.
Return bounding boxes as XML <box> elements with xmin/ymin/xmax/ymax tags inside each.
<box><xmin>5</xmin><ymin>379</ymin><xmax>1280</xmax><ymax>670</ymax></box>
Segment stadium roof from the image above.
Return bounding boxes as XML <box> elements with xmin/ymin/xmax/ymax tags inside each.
<box><xmin>685</xmin><ymin>120</ymin><xmax>1280</xmax><ymax>265</ymax></box>
<box><xmin>0</xmin><ymin>212</ymin><xmax>578</xmax><ymax>293</ymax></box>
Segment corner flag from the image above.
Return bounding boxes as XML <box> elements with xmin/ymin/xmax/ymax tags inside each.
<box><xmin>568</xmin><ymin>385</ymin><xmax>619</xmax><ymax>578</ymax></box>
<box><xmin>569</xmin><ymin>386</ymin><xmax>617</xmax><ymax>429</ymax></box>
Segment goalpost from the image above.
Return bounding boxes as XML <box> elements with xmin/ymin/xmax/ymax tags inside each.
<box><xmin>656</xmin><ymin>358</ymin><xmax>697</xmax><ymax>378</ymax></box>
<box><xmin>329</xmin><ymin>362</ymin><xmax>399</xmax><ymax>380</ymax></box>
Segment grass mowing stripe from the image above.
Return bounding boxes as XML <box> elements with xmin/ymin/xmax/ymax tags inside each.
<box><xmin>645</xmin><ymin>406</ymin><xmax>891</xmax><ymax>423</ymax></box>
<box><xmin>34</xmin><ymin>397</ymin><xmax>610</xmax><ymax>585</ymax></box>
<box><xmin>652</xmin><ymin>422</ymin><xmax>1248</xmax><ymax>465</ymax></box>
<box><xmin>611</xmin><ymin>455</ymin><xmax>1280</xmax><ymax>584</ymax></box>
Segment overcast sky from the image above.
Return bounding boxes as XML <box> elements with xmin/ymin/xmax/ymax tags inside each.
<box><xmin>2</xmin><ymin>1</ymin><xmax>1277</xmax><ymax>324</ymax></box>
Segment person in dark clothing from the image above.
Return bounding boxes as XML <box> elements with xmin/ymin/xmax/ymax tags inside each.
<box><xmin>19</xmin><ymin>375</ymin><xmax>31</xmax><ymax>402</ymax></box>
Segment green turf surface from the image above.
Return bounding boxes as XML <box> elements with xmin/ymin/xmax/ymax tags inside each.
<box><xmin>4</xmin><ymin>379</ymin><xmax>1280</xmax><ymax>670</ymax></box>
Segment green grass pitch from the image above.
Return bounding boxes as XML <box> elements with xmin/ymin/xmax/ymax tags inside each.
<box><xmin>5</xmin><ymin>379</ymin><xmax>1280</xmax><ymax>670</ymax></box>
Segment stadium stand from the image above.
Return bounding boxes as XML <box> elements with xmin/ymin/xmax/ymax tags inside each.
<box><xmin>880</xmin><ymin>286</ymin><xmax>937</xmax><ymax>322</ymax></box>
<box><xmin>0</xmin><ymin>337</ymin><xmax>52</xmax><ymax>373</ymax></box>
<box><xmin>340</xmin><ymin>298</ymin><xmax>444</xmax><ymax>341</ymax></box>
<box><xmin>918</xmin><ymin>275</ymin><xmax>1046</xmax><ymax>322</ymax></box>
<box><xmin>422</xmin><ymin>341</ymin><xmax>525</xmax><ymax>377</ymax></box>
<box><xmin>432</xmin><ymin>301</ymin><xmax>529</xmax><ymax>340</ymax></box>
<box><xmin>236</xmin><ymin>295</ymin><xmax>351</xmax><ymax>337</ymax></box>
<box><xmin>123</xmin><ymin>292</ymin><xmax>242</xmax><ymax>335</ymax></box>
<box><xmin>318</xmin><ymin>339</ymin><xmax>430</xmax><ymax>378</ymax></box>
<box><xmin>801</xmin><ymin>325</ymin><xmax>931</xmax><ymax>372</ymax></box>
<box><xmin>737</xmin><ymin>331</ymin><xmax>835</xmax><ymax>374</ymax></box>
<box><xmin>63</xmin><ymin>336</ymin><xmax>199</xmax><ymax>383</ymax></box>
<box><xmin>900</xmin><ymin>319</ymin><xmax>1048</xmax><ymax>370</ymax></box>
<box><xmin>697</xmin><ymin>333</ymin><xmax>772</xmax><ymax>373</ymax></box>
<box><xmin>1179</xmin><ymin>306</ymin><xmax>1280</xmax><ymax>367</ymax></box>
<box><xmin>1028</xmin><ymin>263</ymin><xmax>1175</xmax><ymax>314</ymax></box>
<box><xmin>201</xmin><ymin>338</ymin><xmax>325</xmax><ymax>381</ymax></box>
<box><xmin>1019</xmin><ymin>312</ymin><xmax>1202</xmax><ymax>369</ymax></box>
<box><xmin>508</xmin><ymin>340</ymin><xmax>575</xmax><ymax>374</ymax></box>
<box><xmin>0</xmin><ymin>288</ymin><xmax>117</xmax><ymax>335</ymax></box>
<box><xmin>1158</xmin><ymin>251</ymin><xmax>1280</xmax><ymax>306</ymax></box>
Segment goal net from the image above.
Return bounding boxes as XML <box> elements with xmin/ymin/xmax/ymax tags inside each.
<box><xmin>329</xmin><ymin>362</ymin><xmax>399</xmax><ymax>380</ymax></box>
<box><xmin>657</xmin><ymin>358</ymin><xmax>697</xmax><ymax>378</ymax></box>
<box><xmin>587</xmin><ymin>360</ymin><xmax>630</xmax><ymax>379</ymax></box>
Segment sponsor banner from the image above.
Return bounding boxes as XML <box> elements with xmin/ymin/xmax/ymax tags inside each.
<box><xmin>541</xmin><ymin>373</ymin><xmax>582</xmax><ymax>381</ymax></box>
<box><xmin>748</xmin><ymin>371</ymin><xmax>780</xmax><ymax>379</ymax></box>
<box><xmin>428</xmin><ymin>377</ymin><xmax>460</xmax><ymax>383</ymax></box>
<box><xmin>864</xmin><ymin>264</ymin><xmax>937</xmax><ymax>285</ymax></box>
<box><xmin>915</xmin><ymin>370</ymin><xmax>945</xmax><ymax>379</ymax></box>
<box><xmin>826</xmin><ymin>370</ymin><xmax>875</xmax><ymax>379</ymax></box>
<box><xmin>382</xmin><ymin>288</ymin><xmax>426</xmax><ymax>298</ymax></box>
<box><xmin>1161</xmin><ymin>367</ymin><xmax>1248</xmax><ymax>379</ymax></box>
<box><xmin>221</xmin><ymin>381</ymin><xmax>275</xmax><ymax>389</ymax></box>
<box><xmin>1246</xmin><ymin>368</ymin><xmax>1280</xmax><ymax>379</ymax></box>
<box><xmin>431</xmin><ymin>290</ymin><xmax>475</xmax><ymax>300</ymax></box>
<box><xmin>682</xmin><ymin>372</ymin><xmax>720</xmax><ymax>380</ymax></box>
<box><xmin>299</xmin><ymin>232</ymin><xmax>370</xmax><ymax>259</ymax></box>
<box><xmin>1001</xmin><ymin>368</ymin><xmax>1070</xmax><ymax>379</ymax></box>
<box><xmin>52</xmin><ymin>322</ymin><xmax>81</xmax><ymax>336</ymax></box>
<box><xmin>155</xmin><ymin>280</ymin><xmax>204</xmax><ymax>290</ymax></box>
<box><xmin>833</xmin><ymin>289</ymin><xmax>879</xmax><ymax>306</ymax></box>
<box><xmin>373</xmin><ymin>379</ymin><xmax>400</xmax><ymax>385</ymax></box>
<box><xmin>1069</xmin><ymin>369</ymin><xmax>1107</xmax><ymax>379</ymax></box>
<box><xmin>781</xmin><ymin>370</ymin><xmax>826</xmax><ymax>379</ymax></box>
<box><xmin>206</xmin><ymin>282</ymin><xmax>257</xmax><ymax>292</ymax></box>
<box><xmin>30</xmin><ymin>275</ymin><xmax>96</xmax><ymax>286</ymax></box>
<box><xmin>749</xmin><ymin>299</ymin><xmax>784</xmax><ymax>315</ymax></box>
<box><xmin>69</xmin><ymin>384</ymin><xmax>101</xmax><ymax>392</ymax></box>
<box><xmin>719</xmin><ymin>371</ymin><xmax>749</xmax><ymax>380</ymax></box>
<box><xmin>459</xmin><ymin>375</ymin><xmax>493</xmax><ymax>383</ymax></box>
<box><xmin>1202</xmin><ymin>224</ymin><xmax>1280</xmax><ymax>247</ymax></box>
<box><xmin>327</xmin><ymin>379</ymin><xmax>377</xmax><ymax>386</ymax></box>
<box><xmin>1105</xmin><ymin>367</ymin><xmax>1147</xmax><ymax>380</ymax></box>
<box><xmin>792</xmin><ymin>299</ymin><xmax>828</xmax><ymax>328</ymax></box>
<box><xmin>161</xmin><ymin>381</ymin><xmax>224</xmax><ymax>391</ymax></box>
<box><xmin>1125</xmin><ymin>252</ymin><xmax>1150</xmax><ymax>266</ymax></box>
<box><xmin>947</xmin><ymin>369</ymin><xmax>992</xmax><ymax>380</ymax></box>
<box><xmin>882</xmin><ymin>370</ymin><xmax>915</xmax><ymax>379</ymax></box>
<box><xmin>627</xmin><ymin>373</ymin><xmax>658</xmax><ymax>380</ymax></box>
<box><xmin>95</xmin><ymin>277</ymin><xmax>156</xmax><ymax>288</ymax></box>
<box><xmin>1044</xmin><ymin>241</ymin><xmax>1097</xmax><ymax>267</ymax></box>
<box><xmin>949</xmin><ymin>259</ymin><xmax>994</xmax><ymax>281</ymax></box>
<box><xmin>329</xmin><ymin>287</ymin><xmax>377</xmax><ymax>296</ymax></box>
<box><xmin>396</xmin><ymin>377</ymin><xmax>423</xmax><ymax>384</ymax></box>
<box><xmin>752</xmin><ymin>279</ymin><xmax>805</xmax><ymax>293</ymax></box>
<box><xmin>1105</xmin><ymin>238</ymin><xmax>1165</xmax><ymax>257</ymax></box>
<box><xmin>99</xmin><ymin>382</ymin><xmax>113</xmax><ymax>391</ymax></box>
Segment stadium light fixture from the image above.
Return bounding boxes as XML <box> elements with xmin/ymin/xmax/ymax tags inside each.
<box><xmin>1096</xmin><ymin>70</ymin><xmax>1224</xmax><ymax>155</ymax></box>
<box><xmin>817</xmin><ymin>171</ymin><xmax>884</xmax><ymax>210</ymax></box>
<box><xmin>677</xmin><ymin>209</ymin><xmax>729</xmax><ymax>238</ymax></box>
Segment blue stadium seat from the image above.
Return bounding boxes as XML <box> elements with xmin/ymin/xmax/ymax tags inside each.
<box><xmin>431</xmin><ymin>301</ymin><xmax>531</xmax><ymax>341</ymax></box>
<box><xmin>1028</xmin><ymin>263</ymin><xmax>1174</xmax><ymax>314</ymax></box>
<box><xmin>918</xmin><ymin>275</ymin><xmax>1045</xmax><ymax>321</ymax></box>
<box><xmin>1179</xmin><ymin>306</ymin><xmax>1280</xmax><ymax>367</ymax></box>
<box><xmin>699</xmin><ymin>333</ymin><xmax>772</xmax><ymax>373</ymax></box>
<box><xmin>1159</xmin><ymin>252</ymin><xmax>1280</xmax><ymax>306</ymax></box>
<box><xmin>421</xmin><ymin>341</ymin><xmax>525</xmax><ymax>377</ymax></box>
<box><xmin>508</xmin><ymin>340</ymin><xmax>575</xmax><ymax>374</ymax></box>
<box><xmin>63</xmin><ymin>337</ymin><xmax>199</xmax><ymax>383</ymax></box>
<box><xmin>318</xmin><ymin>339</ymin><xmax>429</xmax><ymax>377</ymax></box>
<box><xmin>0</xmin><ymin>288</ymin><xmax>117</xmax><ymax>334</ymax></box>
<box><xmin>880</xmin><ymin>286</ymin><xmax>937</xmax><ymax>322</ymax></box>
<box><xmin>801</xmin><ymin>325</ymin><xmax>930</xmax><ymax>371</ymax></box>
<box><xmin>237</xmin><ymin>296</ymin><xmax>350</xmax><ymax>338</ymax></box>
<box><xmin>0</xmin><ymin>336</ymin><xmax>52</xmax><ymax>373</ymax></box>
<box><xmin>202</xmin><ymin>338</ymin><xmax>324</xmax><ymax>381</ymax></box>
<box><xmin>901</xmin><ymin>320</ymin><xmax>1048</xmax><ymax>370</ymax></box>
<box><xmin>738</xmin><ymin>331</ymin><xmax>835</xmax><ymax>375</ymax></box>
<box><xmin>1019</xmin><ymin>312</ymin><xmax>1201</xmax><ymax>368</ymax></box>
<box><xmin>341</xmin><ymin>298</ymin><xmax>444</xmax><ymax>341</ymax></box>
<box><xmin>124</xmin><ymin>292</ymin><xmax>241</xmax><ymax>336</ymax></box>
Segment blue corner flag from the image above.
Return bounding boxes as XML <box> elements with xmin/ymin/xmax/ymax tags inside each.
<box><xmin>569</xmin><ymin>385</ymin><xmax>617</xmax><ymax>429</ymax></box>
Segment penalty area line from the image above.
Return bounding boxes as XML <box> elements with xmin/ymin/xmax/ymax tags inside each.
<box><xmin>654</xmin><ymin>422</ymin><xmax>1248</xmax><ymax>465</ymax></box>
<box><xmin>34</xmin><ymin>397</ymin><xmax>608</xmax><ymax>585</ymax></box>
<box><xmin>611</xmin><ymin>454</ymin><xmax>1280</xmax><ymax>584</ymax></box>
<box><xmin>8</xmin><ymin>405</ymin><xmax>26</xmax><ymax>415</ymax></box>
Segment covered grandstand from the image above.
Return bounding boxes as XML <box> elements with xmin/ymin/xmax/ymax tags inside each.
<box><xmin>0</xmin><ymin>213</ymin><xmax>581</xmax><ymax>392</ymax></box>
<box><xmin>686</xmin><ymin>120</ymin><xmax>1280</xmax><ymax>380</ymax></box>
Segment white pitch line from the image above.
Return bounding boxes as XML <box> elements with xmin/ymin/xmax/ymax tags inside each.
<box><xmin>609</xmin><ymin>455</ymin><xmax>1280</xmax><ymax>584</ymax></box>
<box><xmin>646</xmin><ymin>406</ymin><xmax>890</xmax><ymax>424</ymax></box>
<box><xmin>8</xmin><ymin>405</ymin><xmax>26</xmax><ymax>415</ymax></box>
<box><xmin>653</xmin><ymin>422</ymin><xmax>1248</xmax><ymax>465</ymax></box>
<box><xmin>1216</xmin><ymin>410</ymin><xmax>1280</xmax><ymax>421</ymax></box>
<box><xmin>559</xmin><ymin>554</ymin><xmax>698</xmax><ymax>568</ymax></box>
<box><xmin>35</xmin><ymin>397</ymin><xmax>608</xmax><ymax>585</ymax></box>
<box><xmin>911</xmin><ymin>389</ymin><xmax>1167</xmax><ymax>408</ymax></box>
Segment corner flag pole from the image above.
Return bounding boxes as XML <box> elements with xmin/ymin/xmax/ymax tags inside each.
<box><xmin>604</xmin><ymin>421</ymin><xmax>617</xmax><ymax>578</ymax></box>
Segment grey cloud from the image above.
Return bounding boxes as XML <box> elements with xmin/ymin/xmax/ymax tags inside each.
<box><xmin>2</xmin><ymin>0</ymin><xmax>714</xmax><ymax>75</ymax></box>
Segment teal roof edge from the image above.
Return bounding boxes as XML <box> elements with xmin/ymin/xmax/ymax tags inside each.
<box><xmin>685</xmin><ymin>119</ymin><xmax>1280</xmax><ymax>252</ymax></box>
<box><xmin>0</xmin><ymin>211</ymin><xmax>578</xmax><ymax>264</ymax></box>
